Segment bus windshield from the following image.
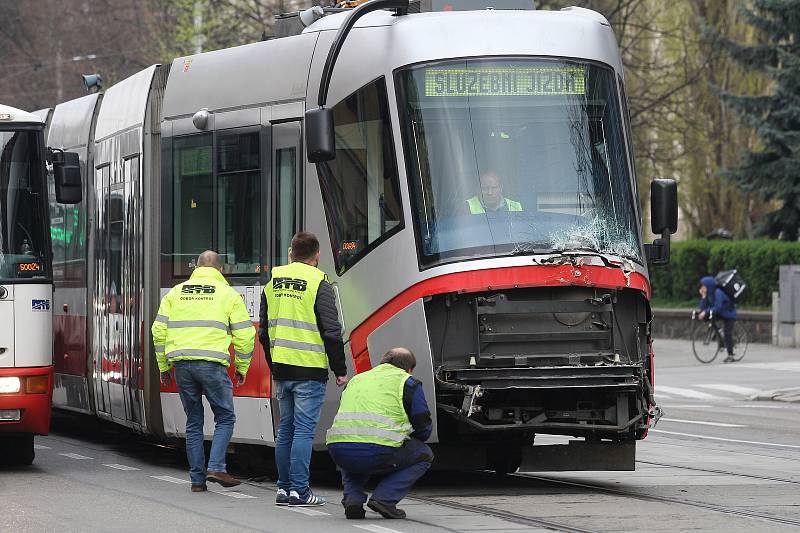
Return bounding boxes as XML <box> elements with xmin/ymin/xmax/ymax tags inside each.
<box><xmin>396</xmin><ymin>58</ymin><xmax>642</xmax><ymax>267</ymax></box>
<box><xmin>0</xmin><ymin>128</ymin><xmax>50</xmax><ymax>280</ymax></box>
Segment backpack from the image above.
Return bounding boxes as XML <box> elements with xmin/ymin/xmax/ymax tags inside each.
<box><xmin>714</xmin><ymin>269</ymin><xmax>746</xmax><ymax>302</ymax></box>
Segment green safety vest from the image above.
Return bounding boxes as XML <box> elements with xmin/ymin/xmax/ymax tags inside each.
<box><xmin>466</xmin><ymin>196</ymin><xmax>523</xmax><ymax>214</ymax></box>
<box><xmin>151</xmin><ymin>267</ymin><xmax>255</xmax><ymax>374</ymax></box>
<box><xmin>264</xmin><ymin>262</ymin><xmax>328</xmax><ymax>369</ymax></box>
<box><xmin>326</xmin><ymin>363</ymin><xmax>413</xmax><ymax>447</ymax></box>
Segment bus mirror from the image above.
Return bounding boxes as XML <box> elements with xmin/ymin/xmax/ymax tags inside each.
<box><xmin>53</xmin><ymin>150</ymin><xmax>82</xmax><ymax>204</ymax></box>
<box><xmin>305</xmin><ymin>107</ymin><xmax>335</xmax><ymax>163</ymax></box>
<box><xmin>650</xmin><ymin>178</ymin><xmax>677</xmax><ymax>235</ymax></box>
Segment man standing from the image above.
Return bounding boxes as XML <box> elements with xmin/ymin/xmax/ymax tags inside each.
<box><xmin>260</xmin><ymin>231</ymin><xmax>348</xmax><ymax>507</ymax></box>
<box><xmin>465</xmin><ymin>172</ymin><xmax>523</xmax><ymax>214</ymax></box>
<box><xmin>327</xmin><ymin>348</ymin><xmax>433</xmax><ymax>520</ymax></box>
<box><xmin>151</xmin><ymin>250</ymin><xmax>255</xmax><ymax>492</ymax></box>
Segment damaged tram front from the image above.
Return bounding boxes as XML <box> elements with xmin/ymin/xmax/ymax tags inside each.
<box><xmin>302</xmin><ymin>3</ymin><xmax>678</xmax><ymax>472</ymax></box>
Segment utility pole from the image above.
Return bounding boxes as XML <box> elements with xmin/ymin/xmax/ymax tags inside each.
<box><xmin>193</xmin><ymin>0</ymin><xmax>204</xmax><ymax>54</ymax></box>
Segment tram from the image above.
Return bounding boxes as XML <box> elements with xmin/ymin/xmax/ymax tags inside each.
<box><xmin>40</xmin><ymin>0</ymin><xmax>676</xmax><ymax>471</ymax></box>
<box><xmin>0</xmin><ymin>104</ymin><xmax>79</xmax><ymax>465</ymax></box>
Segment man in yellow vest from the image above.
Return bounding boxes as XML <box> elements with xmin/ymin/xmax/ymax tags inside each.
<box><xmin>259</xmin><ymin>231</ymin><xmax>348</xmax><ymax>507</ymax></box>
<box><xmin>465</xmin><ymin>172</ymin><xmax>523</xmax><ymax>214</ymax></box>
<box><xmin>327</xmin><ymin>348</ymin><xmax>433</xmax><ymax>520</ymax></box>
<box><xmin>151</xmin><ymin>250</ymin><xmax>255</xmax><ymax>492</ymax></box>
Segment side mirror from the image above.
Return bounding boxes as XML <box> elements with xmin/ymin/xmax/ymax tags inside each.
<box><xmin>52</xmin><ymin>150</ymin><xmax>82</xmax><ymax>204</ymax></box>
<box><xmin>645</xmin><ymin>178</ymin><xmax>678</xmax><ymax>266</ymax></box>
<box><xmin>305</xmin><ymin>107</ymin><xmax>335</xmax><ymax>163</ymax></box>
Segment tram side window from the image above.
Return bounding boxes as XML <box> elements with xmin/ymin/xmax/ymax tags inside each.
<box><xmin>320</xmin><ymin>76</ymin><xmax>403</xmax><ymax>275</ymax></box>
<box><xmin>172</xmin><ymin>134</ymin><xmax>213</xmax><ymax>277</ymax></box>
<box><xmin>216</xmin><ymin>130</ymin><xmax>260</xmax><ymax>275</ymax></box>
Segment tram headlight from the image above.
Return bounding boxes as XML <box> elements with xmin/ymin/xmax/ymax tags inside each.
<box><xmin>0</xmin><ymin>377</ymin><xmax>21</xmax><ymax>394</ymax></box>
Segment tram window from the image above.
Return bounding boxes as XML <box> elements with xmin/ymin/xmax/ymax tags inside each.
<box><xmin>275</xmin><ymin>147</ymin><xmax>296</xmax><ymax>267</ymax></box>
<box><xmin>216</xmin><ymin>130</ymin><xmax>260</xmax><ymax>275</ymax></box>
<box><xmin>319</xmin><ymin>76</ymin><xmax>403</xmax><ymax>275</ymax></box>
<box><xmin>172</xmin><ymin>134</ymin><xmax>213</xmax><ymax>277</ymax></box>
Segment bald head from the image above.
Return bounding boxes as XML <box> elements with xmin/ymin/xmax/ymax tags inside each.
<box><xmin>197</xmin><ymin>250</ymin><xmax>223</xmax><ymax>271</ymax></box>
<box><xmin>479</xmin><ymin>172</ymin><xmax>504</xmax><ymax>210</ymax></box>
<box><xmin>380</xmin><ymin>347</ymin><xmax>416</xmax><ymax>373</ymax></box>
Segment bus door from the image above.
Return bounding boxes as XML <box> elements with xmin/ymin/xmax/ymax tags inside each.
<box><xmin>269</xmin><ymin>119</ymin><xmax>302</xmax><ymax>436</ymax></box>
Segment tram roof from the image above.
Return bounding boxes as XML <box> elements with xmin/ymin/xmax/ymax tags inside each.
<box><xmin>163</xmin><ymin>8</ymin><xmax>622</xmax><ymax>119</ymax></box>
<box><xmin>0</xmin><ymin>104</ymin><xmax>43</xmax><ymax>125</ymax></box>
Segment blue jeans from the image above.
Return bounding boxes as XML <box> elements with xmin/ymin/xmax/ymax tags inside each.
<box><xmin>274</xmin><ymin>379</ymin><xmax>326</xmax><ymax>497</ymax></box>
<box><xmin>328</xmin><ymin>439</ymin><xmax>433</xmax><ymax>506</ymax></box>
<box><xmin>174</xmin><ymin>361</ymin><xmax>236</xmax><ymax>485</ymax></box>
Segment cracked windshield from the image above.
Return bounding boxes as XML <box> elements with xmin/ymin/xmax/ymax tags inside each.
<box><xmin>397</xmin><ymin>58</ymin><xmax>641</xmax><ymax>266</ymax></box>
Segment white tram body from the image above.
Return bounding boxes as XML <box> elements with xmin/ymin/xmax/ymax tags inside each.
<box><xmin>40</xmin><ymin>3</ymin><xmax>674</xmax><ymax>470</ymax></box>
<box><xmin>0</xmin><ymin>104</ymin><xmax>55</xmax><ymax>464</ymax></box>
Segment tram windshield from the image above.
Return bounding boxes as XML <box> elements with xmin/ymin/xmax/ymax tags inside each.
<box><xmin>396</xmin><ymin>58</ymin><xmax>642</xmax><ymax>267</ymax></box>
<box><xmin>0</xmin><ymin>129</ymin><xmax>50</xmax><ymax>280</ymax></box>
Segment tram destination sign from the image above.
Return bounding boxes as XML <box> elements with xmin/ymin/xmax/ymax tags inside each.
<box><xmin>424</xmin><ymin>66</ymin><xmax>585</xmax><ymax>97</ymax></box>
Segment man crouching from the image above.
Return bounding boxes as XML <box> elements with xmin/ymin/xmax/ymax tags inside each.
<box><xmin>326</xmin><ymin>348</ymin><xmax>433</xmax><ymax>519</ymax></box>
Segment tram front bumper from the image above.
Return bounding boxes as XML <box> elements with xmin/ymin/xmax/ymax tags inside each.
<box><xmin>0</xmin><ymin>366</ymin><xmax>53</xmax><ymax>435</ymax></box>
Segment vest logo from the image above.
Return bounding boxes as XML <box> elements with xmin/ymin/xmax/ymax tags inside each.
<box><xmin>31</xmin><ymin>299</ymin><xmax>50</xmax><ymax>311</ymax></box>
<box><xmin>273</xmin><ymin>277</ymin><xmax>307</xmax><ymax>292</ymax></box>
<box><xmin>181</xmin><ymin>284</ymin><xmax>216</xmax><ymax>294</ymax></box>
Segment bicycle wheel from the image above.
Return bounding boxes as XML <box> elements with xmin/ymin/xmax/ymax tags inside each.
<box><xmin>730</xmin><ymin>322</ymin><xmax>749</xmax><ymax>361</ymax></box>
<box><xmin>692</xmin><ymin>323</ymin><xmax>721</xmax><ymax>363</ymax></box>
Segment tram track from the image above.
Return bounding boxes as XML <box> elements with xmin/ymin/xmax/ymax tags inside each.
<box><xmin>636</xmin><ymin>459</ymin><xmax>800</xmax><ymax>485</ymax></box>
<box><xmin>512</xmin><ymin>472</ymin><xmax>800</xmax><ymax>528</ymax></box>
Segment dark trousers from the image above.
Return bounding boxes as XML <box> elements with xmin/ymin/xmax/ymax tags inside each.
<box><xmin>328</xmin><ymin>439</ymin><xmax>433</xmax><ymax>506</ymax></box>
<box><xmin>714</xmin><ymin>318</ymin><xmax>735</xmax><ymax>356</ymax></box>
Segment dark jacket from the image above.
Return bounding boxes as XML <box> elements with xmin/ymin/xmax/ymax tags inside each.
<box><xmin>699</xmin><ymin>276</ymin><xmax>737</xmax><ymax>320</ymax></box>
<box><xmin>259</xmin><ymin>274</ymin><xmax>347</xmax><ymax>381</ymax></box>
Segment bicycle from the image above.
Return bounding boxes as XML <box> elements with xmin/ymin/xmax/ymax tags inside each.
<box><xmin>691</xmin><ymin>310</ymin><xmax>749</xmax><ymax>364</ymax></box>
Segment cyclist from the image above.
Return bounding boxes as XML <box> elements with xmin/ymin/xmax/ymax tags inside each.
<box><xmin>698</xmin><ymin>276</ymin><xmax>737</xmax><ymax>363</ymax></box>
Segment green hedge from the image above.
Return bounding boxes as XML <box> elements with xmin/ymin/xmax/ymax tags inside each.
<box><xmin>649</xmin><ymin>240</ymin><xmax>800</xmax><ymax>307</ymax></box>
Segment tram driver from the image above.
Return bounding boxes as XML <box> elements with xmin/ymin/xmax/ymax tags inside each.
<box><xmin>465</xmin><ymin>171</ymin><xmax>524</xmax><ymax>215</ymax></box>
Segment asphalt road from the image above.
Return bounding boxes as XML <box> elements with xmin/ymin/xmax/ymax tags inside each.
<box><xmin>2</xmin><ymin>338</ymin><xmax>798</xmax><ymax>532</ymax></box>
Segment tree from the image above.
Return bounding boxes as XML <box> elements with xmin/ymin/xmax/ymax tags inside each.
<box><xmin>717</xmin><ymin>0</ymin><xmax>800</xmax><ymax>240</ymax></box>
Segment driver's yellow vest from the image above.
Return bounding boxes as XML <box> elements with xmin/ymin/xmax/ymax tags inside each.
<box><xmin>326</xmin><ymin>363</ymin><xmax>413</xmax><ymax>447</ymax></box>
<box><xmin>466</xmin><ymin>196</ymin><xmax>523</xmax><ymax>214</ymax></box>
<box><xmin>264</xmin><ymin>262</ymin><xmax>328</xmax><ymax>369</ymax></box>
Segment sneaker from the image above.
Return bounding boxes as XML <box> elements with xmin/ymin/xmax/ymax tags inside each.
<box><xmin>288</xmin><ymin>490</ymin><xmax>326</xmax><ymax>506</ymax></box>
<box><xmin>207</xmin><ymin>470</ymin><xmax>241</xmax><ymax>488</ymax></box>
<box><xmin>367</xmin><ymin>499</ymin><xmax>406</xmax><ymax>519</ymax></box>
<box><xmin>723</xmin><ymin>356</ymin><xmax>736</xmax><ymax>363</ymax></box>
<box><xmin>191</xmin><ymin>483</ymin><xmax>207</xmax><ymax>492</ymax></box>
<box><xmin>345</xmin><ymin>504</ymin><xmax>366</xmax><ymax>519</ymax></box>
<box><xmin>275</xmin><ymin>488</ymin><xmax>290</xmax><ymax>506</ymax></box>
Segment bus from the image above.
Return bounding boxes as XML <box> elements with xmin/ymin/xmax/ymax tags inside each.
<box><xmin>0</xmin><ymin>104</ymin><xmax>80</xmax><ymax>465</ymax></box>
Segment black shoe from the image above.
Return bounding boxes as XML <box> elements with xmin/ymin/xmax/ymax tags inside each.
<box><xmin>367</xmin><ymin>499</ymin><xmax>406</xmax><ymax>519</ymax></box>
<box><xmin>723</xmin><ymin>356</ymin><xmax>735</xmax><ymax>363</ymax></box>
<box><xmin>345</xmin><ymin>505</ymin><xmax>366</xmax><ymax>519</ymax></box>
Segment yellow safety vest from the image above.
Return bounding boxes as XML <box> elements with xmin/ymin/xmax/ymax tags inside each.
<box><xmin>151</xmin><ymin>267</ymin><xmax>255</xmax><ymax>375</ymax></box>
<box><xmin>326</xmin><ymin>363</ymin><xmax>413</xmax><ymax>447</ymax></box>
<box><xmin>466</xmin><ymin>196</ymin><xmax>523</xmax><ymax>214</ymax></box>
<box><xmin>264</xmin><ymin>262</ymin><xmax>328</xmax><ymax>369</ymax></box>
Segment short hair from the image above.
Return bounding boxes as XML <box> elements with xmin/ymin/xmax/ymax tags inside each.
<box><xmin>197</xmin><ymin>250</ymin><xmax>223</xmax><ymax>269</ymax></box>
<box><xmin>380</xmin><ymin>348</ymin><xmax>416</xmax><ymax>372</ymax></box>
<box><xmin>290</xmin><ymin>232</ymin><xmax>320</xmax><ymax>262</ymax></box>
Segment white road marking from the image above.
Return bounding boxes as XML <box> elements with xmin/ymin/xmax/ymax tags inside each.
<box><xmin>655</xmin><ymin>386</ymin><xmax>721</xmax><ymax>400</ymax></box>
<box><xmin>103</xmin><ymin>464</ymin><xmax>140</xmax><ymax>471</ymax></box>
<box><xmin>660</xmin><ymin>404</ymin><xmax>714</xmax><ymax>409</ymax></box>
<box><xmin>151</xmin><ymin>475</ymin><xmax>190</xmax><ymax>484</ymax></box>
<box><xmin>660</xmin><ymin>418</ymin><xmax>745</xmax><ymax>428</ymax></box>
<box><xmin>735</xmin><ymin>362</ymin><xmax>800</xmax><ymax>373</ymax></box>
<box><xmin>738</xmin><ymin>404</ymin><xmax>793</xmax><ymax>409</ymax></box>
<box><xmin>696</xmin><ymin>384</ymin><xmax>759</xmax><ymax>395</ymax></box>
<box><xmin>652</xmin><ymin>430</ymin><xmax>800</xmax><ymax>449</ymax></box>
<box><xmin>33</xmin><ymin>444</ymin><xmax>50</xmax><ymax>450</ymax></box>
<box><xmin>280</xmin><ymin>506</ymin><xmax>330</xmax><ymax>516</ymax></box>
<box><xmin>653</xmin><ymin>393</ymin><xmax>674</xmax><ymax>399</ymax></box>
<box><xmin>355</xmin><ymin>525</ymin><xmax>405</xmax><ymax>533</ymax></box>
<box><xmin>209</xmin><ymin>489</ymin><xmax>256</xmax><ymax>499</ymax></box>
<box><xmin>59</xmin><ymin>453</ymin><xmax>92</xmax><ymax>460</ymax></box>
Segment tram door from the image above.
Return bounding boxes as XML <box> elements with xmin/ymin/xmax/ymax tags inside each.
<box><xmin>269</xmin><ymin>120</ymin><xmax>302</xmax><ymax>435</ymax></box>
<box><xmin>122</xmin><ymin>156</ymin><xmax>143</xmax><ymax>426</ymax></box>
<box><xmin>93</xmin><ymin>164</ymin><xmax>111</xmax><ymax>415</ymax></box>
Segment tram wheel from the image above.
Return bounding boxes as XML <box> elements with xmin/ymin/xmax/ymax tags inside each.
<box><xmin>0</xmin><ymin>434</ymin><xmax>35</xmax><ymax>466</ymax></box>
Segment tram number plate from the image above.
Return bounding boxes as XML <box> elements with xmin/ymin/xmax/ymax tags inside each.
<box><xmin>16</xmin><ymin>261</ymin><xmax>43</xmax><ymax>277</ymax></box>
<box><xmin>424</xmin><ymin>66</ymin><xmax>585</xmax><ymax>97</ymax></box>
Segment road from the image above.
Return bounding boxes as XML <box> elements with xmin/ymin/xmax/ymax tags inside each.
<box><xmin>2</xmin><ymin>338</ymin><xmax>799</xmax><ymax>532</ymax></box>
